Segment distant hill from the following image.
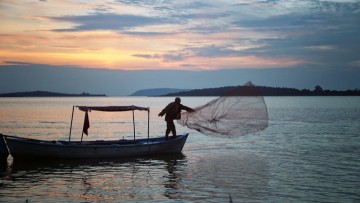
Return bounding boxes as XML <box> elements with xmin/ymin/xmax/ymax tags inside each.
<box><xmin>163</xmin><ymin>85</ymin><xmax>360</xmax><ymax>96</ymax></box>
<box><xmin>0</xmin><ymin>91</ymin><xmax>106</xmax><ymax>97</ymax></box>
<box><xmin>130</xmin><ymin>88</ymin><xmax>190</xmax><ymax>96</ymax></box>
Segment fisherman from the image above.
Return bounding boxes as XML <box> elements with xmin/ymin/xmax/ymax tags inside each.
<box><xmin>158</xmin><ymin>97</ymin><xmax>195</xmax><ymax>138</ymax></box>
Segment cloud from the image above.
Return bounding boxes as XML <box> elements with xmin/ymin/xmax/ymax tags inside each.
<box><xmin>162</xmin><ymin>53</ymin><xmax>188</xmax><ymax>62</ymax></box>
<box><xmin>3</xmin><ymin>61</ymin><xmax>35</xmax><ymax>66</ymax></box>
<box><xmin>227</xmin><ymin>0</ymin><xmax>360</xmax><ymax>68</ymax></box>
<box><xmin>188</xmin><ymin>45</ymin><xmax>238</xmax><ymax>58</ymax></box>
<box><xmin>351</xmin><ymin>60</ymin><xmax>360</xmax><ymax>68</ymax></box>
<box><xmin>132</xmin><ymin>54</ymin><xmax>161</xmax><ymax>59</ymax></box>
<box><xmin>304</xmin><ymin>45</ymin><xmax>336</xmax><ymax>51</ymax></box>
<box><xmin>49</xmin><ymin>13</ymin><xmax>166</xmax><ymax>32</ymax></box>
<box><xmin>1</xmin><ymin>0</ymin><xmax>359</xmax><ymax>74</ymax></box>
<box><xmin>122</xmin><ymin>31</ymin><xmax>174</xmax><ymax>36</ymax></box>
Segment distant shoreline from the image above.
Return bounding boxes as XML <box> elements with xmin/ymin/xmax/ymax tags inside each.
<box><xmin>161</xmin><ymin>85</ymin><xmax>360</xmax><ymax>97</ymax></box>
<box><xmin>0</xmin><ymin>91</ymin><xmax>106</xmax><ymax>97</ymax></box>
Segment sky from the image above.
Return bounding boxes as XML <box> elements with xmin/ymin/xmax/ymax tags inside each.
<box><xmin>0</xmin><ymin>0</ymin><xmax>359</xmax><ymax>95</ymax></box>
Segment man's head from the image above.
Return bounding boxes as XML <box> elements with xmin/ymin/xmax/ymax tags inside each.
<box><xmin>175</xmin><ymin>97</ymin><xmax>181</xmax><ymax>104</ymax></box>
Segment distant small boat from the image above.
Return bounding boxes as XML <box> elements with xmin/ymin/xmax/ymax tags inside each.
<box><xmin>3</xmin><ymin>105</ymin><xmax>188</xmax><ymax>160</ymax></box>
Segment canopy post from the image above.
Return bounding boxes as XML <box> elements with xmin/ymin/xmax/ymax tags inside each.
<box><xmin>132</xmin><ymin>110</ymin><xmax>136</xmax><ymax>140</ymax></box>
<box><xmin>81</xmin><ymin>131</ymin><xmax>84</xmax><ymax>142</ymax></box>
<box><xmin>68</xmin><ymin>105</ymin><xmax>75</xmax><ymax>142</ymax></box>
<box><xmin>147</xmin><ymin>108</ymin><xmax>150</xmax><ymax>139</ymax></box>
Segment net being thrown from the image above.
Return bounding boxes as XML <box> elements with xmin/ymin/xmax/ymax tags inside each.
<box><xmin>177</xmin><ymin>83</ymin><xmax>268</xmax><ymax>137</ymax></box>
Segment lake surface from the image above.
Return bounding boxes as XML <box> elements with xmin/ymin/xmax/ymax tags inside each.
<box><xmin>0</xmin><ymin>97</ymin><xmax>359</xmax><ymax>202</ymax></box>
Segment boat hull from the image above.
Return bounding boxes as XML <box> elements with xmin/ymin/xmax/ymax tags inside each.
<box><xmin>0</xmin><ymin>134</ymin><xmax>9</xmax><ymax>160</ymax></box>
<box><xmin>4</xmin><ymin>134</ymin><xmax>188</xmax><ymax>160</ymax></box>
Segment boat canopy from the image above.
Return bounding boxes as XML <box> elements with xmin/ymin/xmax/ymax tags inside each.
<box><xmin>77</xmin><ymin>105</ymin><xmax>149</xmax><ymax>112</ymax></box>
<box><xmin>69</xmin><ymin>105</ymin><xmax>150</xmax><ymax>142</ymax></box>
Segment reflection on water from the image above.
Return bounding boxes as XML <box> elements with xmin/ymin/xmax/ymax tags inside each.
<box><xmin>1</xmin><ymin>154</ymin><xmax>188</xmax><ymax>202</ymax></box>
<box><xmin>0</xmin><ymin>150</ymin><xmax>269</xmax><ymax>202</ymax></box>
<box><xmin>182</xmin><ymin>151</ymin><xmax>269</xmax><ymax>201</ymax></box>
<box><xmin>193</xmin><ymin>153</ymin><xmax>268</xmax><ymax>198</ymax></box>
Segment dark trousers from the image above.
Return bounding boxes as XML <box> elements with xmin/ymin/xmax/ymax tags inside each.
<box><xmin>166</xmin><ymin>120</ymin><xmax>176</xmax><ymax>138</ymax></box>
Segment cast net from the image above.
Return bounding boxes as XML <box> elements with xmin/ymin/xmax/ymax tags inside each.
<box><xmin>177</xmin><ymin>83</ymin><xmax>268</xmax><ymax>137</ymax></box>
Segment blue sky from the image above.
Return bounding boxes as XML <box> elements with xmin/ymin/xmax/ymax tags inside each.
<box><xmin>0</xmin><ymin>0</ymin><xmax>359</xmax><ymax>95</ymax></box>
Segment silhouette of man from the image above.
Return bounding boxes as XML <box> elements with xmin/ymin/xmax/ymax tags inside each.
<box><xmin>158</xmin><ymin>97</ymin><xmax>194</xmax><ymax>138</ymax></box>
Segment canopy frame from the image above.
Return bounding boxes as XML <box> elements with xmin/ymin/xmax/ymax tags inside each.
<box><xmin>68</xmin><ymin>105</ymin><xmax>150</xmax><ymax>142</ymax></box>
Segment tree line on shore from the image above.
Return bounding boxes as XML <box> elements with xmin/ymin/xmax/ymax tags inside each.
<box><xmin>163</xmin><ymin>84</ymin><xmax>360</xmax><ymax>97</ymax></box>
<box><xmin>0</xmin><ymin>91</ymin><xmax>106</xmax><ymax>97</ymax></box>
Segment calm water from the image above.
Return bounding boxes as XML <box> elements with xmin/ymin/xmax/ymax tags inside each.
<box><xmin>0</xmin><ymin>97</ymin><xmax>359</xmax><ymax>202</ymax></box>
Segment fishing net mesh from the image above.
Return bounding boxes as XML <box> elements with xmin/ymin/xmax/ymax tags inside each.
<box><xmin>177</xmin><ymin>84</ymin><xmax>268</xmax><ymax>137</ymax></box>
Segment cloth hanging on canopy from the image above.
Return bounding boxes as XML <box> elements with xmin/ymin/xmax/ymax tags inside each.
<box><xmin>82</xmin><ymin>111</ymin><xmax>90</xmax><ymax>136</ymax></box>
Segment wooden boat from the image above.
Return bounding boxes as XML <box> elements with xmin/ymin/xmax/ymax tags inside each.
<box><xmin>3</xmin><ymin>105</ymin><xmax>189</xmax><ymax>160</ymax></box>
<box><xmin>4</xmin><ymin>134</ymin><xmax>188</xmax><ymax>160</ymax></box>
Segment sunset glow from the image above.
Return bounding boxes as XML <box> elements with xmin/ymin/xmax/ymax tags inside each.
<box><xmin>0</xmin><ymin>0</ymin><xmax>359</xmax><ymax>94</ymax></box>
<box><xmin>3</xmin><ymin>0</ymin><xmax>358</xmax><ymax>71</ymax></box>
